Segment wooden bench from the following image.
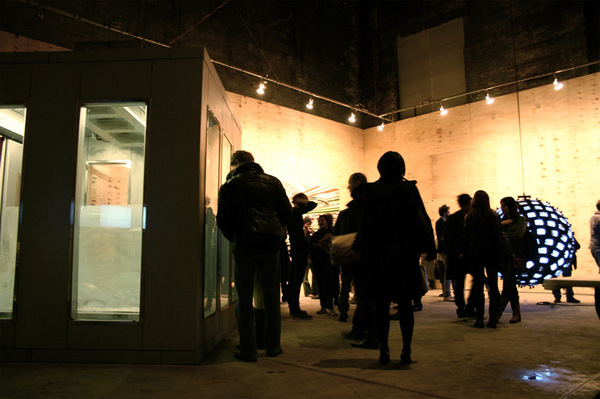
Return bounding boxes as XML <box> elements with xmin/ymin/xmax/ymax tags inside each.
<box><xmin>544</xmin><ymin>276</ymin><xmax>600</xmax><ymax>320</ymax></box>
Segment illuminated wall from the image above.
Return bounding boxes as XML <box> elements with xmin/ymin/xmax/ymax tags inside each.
<box><xmin>227</xmin><ymin>93</ymin><xmax>365</xmax><ymax>208</ymax></box>
<box><xmin>228</xmin><ymin>73</ymin><xmax>599</xmax><ymax>276</ymax></box>
<box><xmin>365</xmin><ymin>73</ymin><xmax>600</xmax><ymax>276</ymax></box>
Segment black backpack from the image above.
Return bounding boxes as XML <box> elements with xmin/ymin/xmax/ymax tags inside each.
<box><xmin>522</xmin><ymin>229</ymin><xmax>538</xmax><ymax>261</ymax></box>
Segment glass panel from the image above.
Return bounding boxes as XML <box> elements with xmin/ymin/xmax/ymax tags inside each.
<box><xmin>220</xmin><ymin>137</ymin><xmax>232</xmax><ymax>309</ymax></box>
<box><xmin>0</xmin><ymin>106</ymin><xmax>26</xmax><ymax>320</ymax></box>
<box><xmin>72</xmin><ymin>103</ymin><xmax>147</xmax><ymax>321</ymax></box>
<box><xmin>204</xmin><ymin>110</ymin><xmax>220</xmax><ymax>317</ymax></box>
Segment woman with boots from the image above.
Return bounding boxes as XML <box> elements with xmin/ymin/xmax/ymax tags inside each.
<box><xmin>497</xmin><ymin>197</ymin><xmax>526</xmax><ymax>324</ymax></box>
<box><xmin>464</xmin><ymin>190</ymin><xmax>502</xmax><ymax>329</ymax></box>
<box><xmin>353</xmin><ymin>151</ymin><xmax>436</xmax><ymax>366</ymax></box>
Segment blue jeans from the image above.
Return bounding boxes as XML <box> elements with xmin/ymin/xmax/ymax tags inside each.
<box><xmin>234</xmin><ymin>250</ymin><xmax>281</xmax><ymax>358</ymax></box>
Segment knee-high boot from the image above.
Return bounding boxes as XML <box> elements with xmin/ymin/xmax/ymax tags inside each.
<box><xmin>497</xmin><ymin>296</ymin><xmax>509</xmax><ymax>321</ymax></box>
<box><xmin>509</xmin><ymin>297</ymin><xmax>521</xmax><ymax>323</ymax></box>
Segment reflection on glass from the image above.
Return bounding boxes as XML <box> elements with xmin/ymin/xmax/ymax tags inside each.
<box><xmin>204</xmin><ymin>111</ymin><xmax>220</xmax><ymax>317</ymax></box>
<box><xmin>72</xmin><ymin>103</ymin><xmax>147</xmax><ymax>321</ymax></box>
<box><xmin>220</xmin><ymin>137</ymin><xmax>232</xmax><ymax>309</ymax></box>
<box><xmin>0</xmin><ymin>107</ymin><xmax>26</xmax><ymax>320</ymax></box>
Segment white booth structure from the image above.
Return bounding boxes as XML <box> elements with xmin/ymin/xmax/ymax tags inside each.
<box><xmin>0</xmin><ymin>48</ymin><xmax>241</xmax><ymax>364</ymax></box>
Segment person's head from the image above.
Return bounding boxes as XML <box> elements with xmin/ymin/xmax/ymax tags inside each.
<box><xmin>438</xmin><ymin>204</ymin><xmax>450</xmax><ymax>218</ymax></box>
<box><xmin>292</xmin><ymin>193</ymin><xmax>309</xmax><ymax>207</ymax></box>
<box><xmin>470</xmin><ymin>190</ymin><xmax>491</xmax><ymax>213</ymax></box>
<box><xmin>596</xmin><ymin>200</ymin><xmax>600</xmax><ymax>211</ymax></box>
<box><xmin>230</xmin><ymin>150</ymin><xmax>254</xmax><ymax>168</ymax></box>
<box><xmin>457</xmin><ymin>194</ymin><xmax>472</xmax><ymax>210</ymax></box>
<box><xmin>348</xmin><ymin>172</ymin><xmax>367</xmax><ymax>192</ymax></box>
<box><xmin>318</xmin><ymin>214</ymin><xmax>333</xmax><ymax>230</ymax></box>
<box><xmin>377</xmin><ymin>151</ymin><xmax>405</xmax><ymax>181</ymax></box>
<box><xmin>303</xmin><ymin>216</ymin><xmax>312</xmax><ymax>226</ymax></box>
<box><xmin>500</xmin><ymin>196</ymin><xmax>519</xmax><ymax>219</ymax></box>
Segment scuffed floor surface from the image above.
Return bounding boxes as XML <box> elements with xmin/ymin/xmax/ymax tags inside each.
<box><xmin>1</xmin><ymin>290</ymin><xmax>599</xmax><ymax>399</ymax></box>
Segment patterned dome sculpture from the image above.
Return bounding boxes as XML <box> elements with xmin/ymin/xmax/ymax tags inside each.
<box><xmin>498</xmin><ymin>197</ymin><xmax>577</xmax><ymax>286</ymax></box>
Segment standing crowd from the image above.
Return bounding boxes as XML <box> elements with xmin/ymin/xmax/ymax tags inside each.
<box><xmin>217</xmin><ymin>149</ymin><xmax>599</xmax><ymax>365</ymax></box>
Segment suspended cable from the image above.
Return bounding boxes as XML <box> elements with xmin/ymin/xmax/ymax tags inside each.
<box><xmin>232</xmin><ymin>1</ymin><xmax>280</xmax><ymax>82</ymax></box>
<box><xmin>169</xmin><ymin>0</ymin><xmax>231</xmax><ymax>45</ymax></box>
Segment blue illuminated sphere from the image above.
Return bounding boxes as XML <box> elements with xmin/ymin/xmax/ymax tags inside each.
<box><xmin>499</xmin><ymin>198</ymin><xmax>576</xmax><ymax>286</ymax></box>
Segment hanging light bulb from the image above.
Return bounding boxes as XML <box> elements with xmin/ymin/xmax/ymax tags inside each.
<box><xmin>553</xmin><ymin>78</ymin><xmax>563</xmax><ymax>91</ymax></box>
<box><xmin>306</xmin><ymin>98</ymin><xmax>314</xmax><ymax>109</ymax></box>
<box><xmin>256</xmin><ymin>81</ymin><xmax>267</xmax><ymax>95</ymax></box>
<box><xmin>348</xmin><ymin>112</ymin><xmax>356</xmax><ymax>123</ymax></box>
<box><xmin>439</xmin><ymin>105</ymin><xmax>448</xmax><ymax>116</ymax></box>
<box><xmin>486</xmin><ymin>93</ymin><xmax>495</xmax><ymax>105</ymax></box>
<box><xmin>377</xmin><ymin>122</ymin><xmax>385</xmax><ymax>131</ymax></box>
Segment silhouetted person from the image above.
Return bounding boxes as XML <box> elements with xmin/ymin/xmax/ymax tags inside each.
<box><xmin>464</xmin><ymin>190</ymin><xmax>501</xmax><ymax>329</ymax></box>
<box><xmin>590</xmin><ymin>200</ymin><xmax>600</xmax><ymax>274</ymax></box>
<box><xmin>354</xmin><ymin>151</ymin><xmax>435</xmax><ymax>366</ymax></box>
<box><xmin>217</xmin><ymin>150</ymin><xmax>291</xmax><ymax>361</ymax></box>
<box><xmin>444</xmin><ymin>194</ymin><xmax>472</xmax><ymax>321</ymax></box>
<box><xmin>287</xmin><ymin>193</ymin><xmax>318</xmax><ymax>319</ymax></box>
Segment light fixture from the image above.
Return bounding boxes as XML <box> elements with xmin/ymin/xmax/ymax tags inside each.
<box><xmin>496</xmin><ymin>198</ymin><xmax>576</xmax><ymax>286</ymax></box>
<box><xmin>553</xmin><ymin>78</ymin><xmax>563</xmax><ymax>91</ymax></box>
<box><xmin>306</xmin><ymin>98</ymin><xmax>314</xmax><ymax>109</ymax></box>
<box><xmin>256</xmin><ymin>81</ymin><xmax>267</xmax><ymax>95</ymax></box>
<box><xmin>485</xmin><ymin>93</ymin><xmax>495</xmax><ymax>105</ymax></box>
<box><xmin>377</xmin><ymin>122</ymin><xmax>384</xmax><ymax>131</ymax></box>
<box><xmin>439</xmin><ymin>105</ymin><xmax>448</xmax><ymax>116</ymax></box>
<box><xmin>348</xmin><ymin>112</ymin><xmax>356</xmax><ymax>123</ymax></box>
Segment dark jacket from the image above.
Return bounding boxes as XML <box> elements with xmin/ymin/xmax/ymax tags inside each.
<box><xmin>464</xmin><ymin>210</ymin><xmax>501</xmax><ymax>264</ymax></box>
<box><xmin>435</xmin><ymin>217</ymin><xmax>447</xmax><ymax>254</ymax></box>
<box><xmin>353</xmin><ymin>178</ymin><xmax>435</xmax><ymax>301</ymax></box>
<box><xmin>444</xmin><ymin>209</ymin><xmax>467</xmax><ymax>260</ymax></box>
<box><xmin>288</xmin><ymin>201</ymin><xmax>317</xmax><ymax>256</ymax></box>
<box><xmin>217</xmin><ymin>161</ymin><xmax>291</xmax><ymax>253</ymax></box>
<box><xmin>354</xmin><ymin>178</ymin><xmax>435</xmax><ymax>258</ymax></box>
<box><xmin>333</xmin><ymin>183</ymin><xmax>366</xmax><ymax>236</ymax></box>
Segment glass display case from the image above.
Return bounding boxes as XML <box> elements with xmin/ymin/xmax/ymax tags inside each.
<box><xmin>71</xmin><ymin>103</ymin><xmax>147</xmax><ymax>321</ymax></box>
<box><xmin>0</xmin><ymin>106</ymin><xmax>26</xmax><ymax>320</ymax></box>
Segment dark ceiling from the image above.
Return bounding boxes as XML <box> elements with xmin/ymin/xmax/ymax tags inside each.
<box><xmin>1</xmin><ymin>0</ymin><xmax>598</xmax><ymax>128</ymax></box>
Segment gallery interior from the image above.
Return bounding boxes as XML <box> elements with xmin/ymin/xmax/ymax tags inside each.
<box><xmin>0</xmin><ymin>1</ymin><xmax>599</xmax><ymax>398</ymax></box>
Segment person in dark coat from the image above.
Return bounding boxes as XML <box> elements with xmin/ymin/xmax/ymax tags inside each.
<box><xmin>310</xmin><ymin>213</ymin><xmax>338</xmax><ymax>316</ymax></box>
<box><xmin>353</xmin><ymin>151</ymin><xmax>436</xmax><ymax>366</ymax></box>
<box><xmin>333</xmin><ymin>173</ymin><xmax>367</xmax><ymax>323</ymax></box>
<box><xmin>444</xmin><ymin>193</ymin><xmax>475</xmax><ymax>320</ymax></box>
<box><xmin>464</xmin><ymin>190</ymin><xmax>501</xmax><ymax>329</ymax></box>
<box><xmin>497</xmin><ymin>196</ymin><xmax>526</xmax><ymax>323</ymax></box>
<box><xmin>217</xmin><ymin>150</ymin><xmax>291</xmax><ymax>362</ymax></box>
<box><xmin>287</xmin><ymin>193</ymin><xmax>318</xmax><ymax>319</ymax></box>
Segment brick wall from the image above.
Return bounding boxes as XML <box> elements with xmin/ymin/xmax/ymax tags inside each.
<box><xmin>364</xmin><ymin>73</ymin><xmax>600</xmax><ymax>275</ymax></box>
<box><xmin>227</xmin><ymin>92</ymin><xmax>365</xmax><ymax>208</ymax></box>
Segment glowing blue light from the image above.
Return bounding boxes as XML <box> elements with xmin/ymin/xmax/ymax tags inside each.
<box><xmin>498</xmin><ymin>198</ymin><xmax>576</xmax><ymax>286</ymax></box>
<box><xmin>526</xmin><ymin>261</ymin><xmax>535</xmax><ymax>269</ymax></box>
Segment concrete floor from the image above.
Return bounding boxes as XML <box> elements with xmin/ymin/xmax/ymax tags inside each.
<box><xmin>1</xmin><ymin>289</ymin><xmax>599</xmax><ymax>399</ymax></box>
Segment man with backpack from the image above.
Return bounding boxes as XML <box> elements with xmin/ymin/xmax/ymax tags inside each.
<box><xmin>217</xmin><ymin>150</ymin><xmax>291</xmax><ymax>362</ymax></box>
